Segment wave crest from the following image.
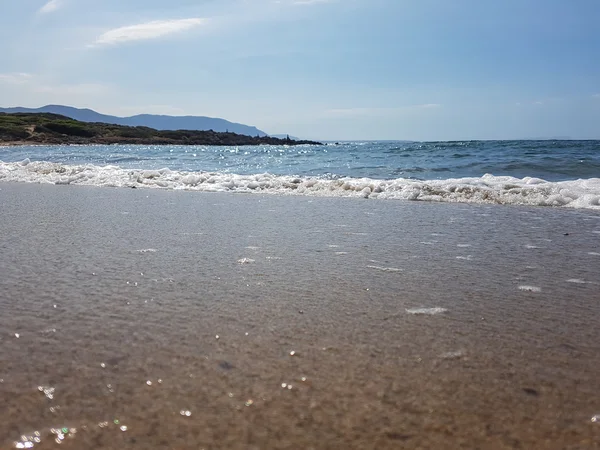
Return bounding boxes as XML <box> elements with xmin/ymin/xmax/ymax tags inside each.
<box><xmin>1</xmin><ymin>160</ymin><xmax>600</xmax><ymax>209</ymax></box>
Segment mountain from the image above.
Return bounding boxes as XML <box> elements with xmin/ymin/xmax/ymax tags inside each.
<box><xmin>0</xmin><ymin>105</ymin><xmax>268</xmax><ymax>137</ymax></box>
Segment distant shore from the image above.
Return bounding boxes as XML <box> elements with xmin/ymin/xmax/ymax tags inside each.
<box><xmin>0</xmin><ymin>112</ymin><xmax>322</xmax><ymax>146</ymax></box>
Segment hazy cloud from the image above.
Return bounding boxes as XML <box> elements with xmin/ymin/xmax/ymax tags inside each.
<box><xmin>325</xmin><ymin>104</ymin><xmax>441</xmax><ymax>117</ymax></box>
<box><xmin>0</xmin><ymin>73</ymin><xmax>34</xmax><ymax>84</ymax></box>
<box><xmin>593</xmin><ymin>94</ymin><xmax>600</xmax><ymax>99</ymax></box>
<box><xmin>39</xmin><ymin>0</ymin><xmax>63</xmax><ymax>14</ymax></box>
<box><xmin>0</xmin><ymin>73</ymin><xmax>111</xmax><ymax>97</ymax></box>
<box><xmin>93</xmin><ymin>18</ymin><xmax>207</xmax><ymax>47</ymax></box>
<box><xmin>33</xmin><ymin>83</ymin><xmax>111</xmax><ymax>96</ymax></box>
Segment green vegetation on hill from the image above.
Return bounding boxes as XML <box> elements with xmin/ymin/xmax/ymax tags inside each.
<box><xmin>0</xmin><ymin>113</ymin><xmax>321</xmax><ymax>146</ymax></box>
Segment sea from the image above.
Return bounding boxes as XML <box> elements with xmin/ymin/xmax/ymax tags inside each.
<box><xmin>1</xmin><ymin>140</ymin><xmax>600</xmax><ymax>209</ymax></box>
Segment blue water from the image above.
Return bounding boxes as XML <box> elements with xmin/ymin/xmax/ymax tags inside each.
<box><xmin>2</xmin><ymin>140</ymin><xmax>599</xmax><ymax>182</ymax></box>
<box><xmin>2</xmin><ymin>140</ymin><xmax>600</xmax><ymax>209</ymax></box>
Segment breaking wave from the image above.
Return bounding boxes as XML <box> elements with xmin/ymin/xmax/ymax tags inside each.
<box><xmin>1</xmin><ymin>159</ymin><xmax>600</xmax><ymax>209</ymax></box>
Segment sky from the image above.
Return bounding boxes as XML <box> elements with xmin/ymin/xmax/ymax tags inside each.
<box><xmin>1</xmin><ymin>0</ymin><xmax>600</xmax><ymax>141</ymax></box>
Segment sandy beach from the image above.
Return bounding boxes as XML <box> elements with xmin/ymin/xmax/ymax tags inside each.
<box><xmin>1</xmin><ymin>182</ymin><xmax>600</xmax><ymax>449</ymax></box>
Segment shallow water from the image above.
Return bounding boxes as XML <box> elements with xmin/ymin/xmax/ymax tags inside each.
<box><xmin>1</xmin><ymin>183</ymin><xmax>600</xmax><ymax>449</ymax></box>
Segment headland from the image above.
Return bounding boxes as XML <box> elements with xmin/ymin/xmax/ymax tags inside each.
<box><xmin>0</xmin><ymin>113</ymin><xmax>322</xmax><ymax>146</ymax></box>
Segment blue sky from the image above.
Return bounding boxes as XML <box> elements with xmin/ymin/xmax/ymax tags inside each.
<box><xmin>1</xmin><ymin>0</ymin><xmax>599</xmax><ymax>140</ymax></box>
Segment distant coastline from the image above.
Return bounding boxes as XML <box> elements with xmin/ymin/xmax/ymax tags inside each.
<box><xmin>0</xmin><ymin>113</ymin><xmax>322</xmax><ymax>147</ymax></box>
<box><xmin>0</xmin><ymin>104</ymin><xmax>270</xmax><ymax>137</ymax></box>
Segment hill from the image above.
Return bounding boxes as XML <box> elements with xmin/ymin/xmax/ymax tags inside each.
<box><xmin>0</xmin><ymin>105</ymin><xmax>268</xmax><ymax>137</ymax></box>
<box><xmin>0</xmin><ymin>113</ymin><xmax>322</xmax><ymax>146</ymax></box>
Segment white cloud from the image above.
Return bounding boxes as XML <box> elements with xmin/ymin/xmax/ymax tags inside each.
<box><xmin>93</xmin><ymin>18</ymin><xmax>207</xmax><ymax>47</ymax></box>
<box><xmin>39</xmin><ymin>0</ymin><xmax>63</xmax><ymax>14</ymax></box>
<box><xmin>593</xmin><ymin>94</ymin><xmax>600</xmax><ymax>99</ymax></box>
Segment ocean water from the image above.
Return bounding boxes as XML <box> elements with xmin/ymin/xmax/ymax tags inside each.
<box><xmin>1</xmin><ymin>140</ymin><xmax>600</xmax><ymax>208</ymax></box>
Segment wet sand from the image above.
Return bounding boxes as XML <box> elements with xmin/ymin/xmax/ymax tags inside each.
<box><xmin>1</xmin><ymin>182</ymin><xmax>600</xmax><ymax>449</ymax></box>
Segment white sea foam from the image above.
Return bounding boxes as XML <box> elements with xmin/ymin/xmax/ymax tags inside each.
<box><xmin>518</xmin><ymin>285</ymin><xmax>542</xmax><ymax>292</ymax></box>
<box><xmin>440</xmin><ymin>350</ymin><xmax>466</xmax><ymax>360</ymax></box>
<box><xmin>367</xmin><ymin>265</ymin><xmax>403</xmax><ymax>273</ymax></box>
<box><xmin>2</xmin><ymin>161</ymin><xmax>600</xmax><ymax>209</ymax></box>
<box><xmin>406</xmin><ymin>307</ymin><xmax>448</xmax><ymax>315</ymax></box>
<box><xmin>237</xmin><ymin>258</ymin><xmax>255</xmax><ymax>264</ymax></box>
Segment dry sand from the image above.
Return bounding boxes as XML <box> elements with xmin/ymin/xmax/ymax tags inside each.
<box><xmin>1</xmin><ymin>183</ymin><xmax>600</xmax><ymax>449</ymax></box>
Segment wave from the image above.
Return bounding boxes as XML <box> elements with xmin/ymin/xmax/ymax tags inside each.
<box><xmin>1</xmin><ymin>159</ymin><xmax>600</xmax><ymax>209</ymax></box>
